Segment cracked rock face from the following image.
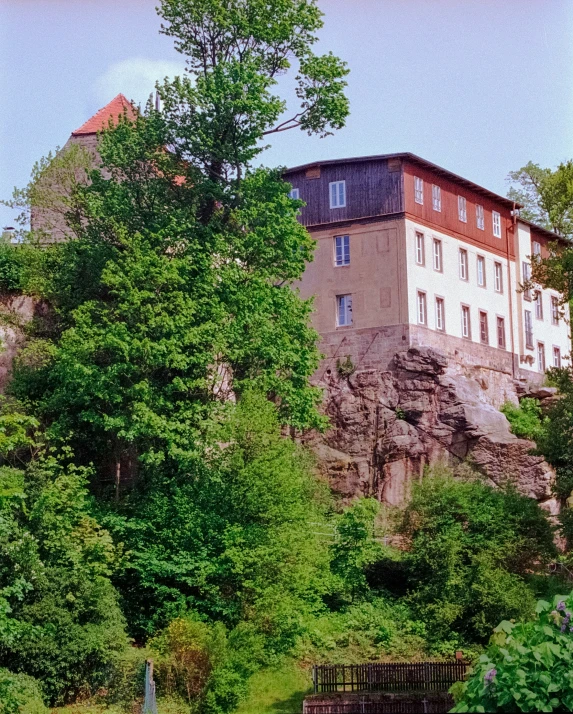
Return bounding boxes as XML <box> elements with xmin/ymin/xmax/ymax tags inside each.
<box><xmin>306</xmin><ymin>346</ymin><xmax>557</xmax><ymax>510</ymax></box>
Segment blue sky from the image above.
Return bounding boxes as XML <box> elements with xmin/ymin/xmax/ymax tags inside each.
<box><xmin>1</xmin><ymin>0</ymin><xmax>572</xmax><ymax>228</ymax></box>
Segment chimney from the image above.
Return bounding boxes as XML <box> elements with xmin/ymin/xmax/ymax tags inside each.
<box><xmin>1</xmin><ymin>227</ymin><xmax>15</xmax><ymax>243</ymax></box>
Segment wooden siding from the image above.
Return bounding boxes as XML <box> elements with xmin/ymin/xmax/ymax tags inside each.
<box><xmin>285</xmin><ymin>159</ymin><xmax>404</xmax><ymax>227</ymax></box>
<box><xmin>403</xmin><ymin>160</ymin><xmax>516</xmax><ymax>260</ymax></box>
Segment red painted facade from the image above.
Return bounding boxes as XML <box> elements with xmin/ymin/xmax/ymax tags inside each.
<box><xmin>403</xmin><ymin>160</ymin><xmax>516</xmax><ymax>260</ymax></box>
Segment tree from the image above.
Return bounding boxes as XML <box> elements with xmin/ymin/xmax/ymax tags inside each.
<box><xmin>11</xmin><ymin>0</ymin><xmax>349</xmax><ymax>488</ymax></box>
<box><xmin>507</xmin><ymin>160</ymin><xmax>573</xmax><ymax>237</ymax></box>
<box><xmin>452</xmin><ymin>593</ymin><xmax>573</xmax><ymax>713</ymax></box>
<box><xmin>398</xmin><ymin>474</ymin><xmax>556</xmax><ymax>644</ymax></box>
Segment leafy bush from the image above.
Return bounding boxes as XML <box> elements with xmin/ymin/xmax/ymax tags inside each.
<box><xmin>0</xmin><ymin>246</ymin><xmax>24</xmax><ymax>294</ymax></box>
<box><xmin>0</xmin><ymin>458</ymin><xmax>129</xmax><ymax>704</ymax></box>
<box><xmin>0</xmin><ymin>669</ymin><xmax>47</xmax><ymax>714</ymax></box>
<box><xmin>453</xmin><ymin>593</ymin><xmax>573</xmax><ymax>712</ymax></box>
<box><xmin>397</xmin><ymin>473</ymin><xmax>556</xmax><ymax>644</ymax></box>
<box><xmin>150</xmin><ymin>615</ymin><xmax>252</xmax><ymax>714</ymax></box>
<box><xmin>500</xmin><ymin>398</ymin><xmax>545</xmax><ymax>441</ymax></box>
<box><xmin>108</xmin><ymin>393</ymin><xmax>332</xmax><ymax>653</ymax></box>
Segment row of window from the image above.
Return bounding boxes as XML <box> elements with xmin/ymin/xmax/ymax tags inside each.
<box><xmin>416</xmin><ymin>232</ymin><xmax>503</xmax><ymax>290</ymax></box>
<box><xmin>416</xmin><ymin>291</ymin><xmax>506</xmax><ymax>347</ymax></box>
<box><xmin>337</xmin><ymin>291</ymin><xmax>563</xmax><ymax>370</ymax></box>
<box><xmin>414</xmin><ymin>177</ymin><xmax>502</xmax><ymax>237</ymax></box>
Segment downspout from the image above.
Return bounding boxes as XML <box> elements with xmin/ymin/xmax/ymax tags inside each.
<box><xmin>506</xmin><ymin>203</ymin><xmax>518</xmax><ymax>378</ymax></box>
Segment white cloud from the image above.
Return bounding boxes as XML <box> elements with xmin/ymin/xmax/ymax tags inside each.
<box><xmin>93</xmin><ymin>57</ymin><xmax>186</xmax><ymax>107</ymax></box>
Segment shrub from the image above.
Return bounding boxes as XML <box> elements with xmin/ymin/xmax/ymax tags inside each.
<box><xmin>452</xmin><ymin>593</ymin><xmax>573</xmax><ymax>712</ymax></box>
<box><xmin>500</xmin><ymin>398</ymin><xmax>545</xmax><ymax>441</ymax></box>
<box><xmin>398</xmin><ymin>473</ymin><xmax>556</xmax><ymax>644</ymax></box>
<box><xmin>0</xmin><ymin>669</ymin><xmax>47</xmax><ymax>714</ymax></box>
<box><xmin>0</xmin><ymin>246</ymin><xmax>24</xmax><ymax>294</ymax></box>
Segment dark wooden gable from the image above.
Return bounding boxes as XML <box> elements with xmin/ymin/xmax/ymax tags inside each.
<box><xmin>284</xmin><ymin>158</ymin><xmax>404</xmax><ymax>227</ymax></box>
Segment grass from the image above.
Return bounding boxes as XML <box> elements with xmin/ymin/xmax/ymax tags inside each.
<box><xmin>236</xmin><ymin>659</ymin><xmax>313</xmax><ymax>714</ymax></box>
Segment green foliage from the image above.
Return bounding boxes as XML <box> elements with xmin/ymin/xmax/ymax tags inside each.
<box><xmin>500</xmin><ymin>398</ymin><xmax>545</xmax><ymax>441</ymax></box>
<box><xmin>335</xmin><ymin>356</ymin><xmax>355</xmax><ymax>378</ymax></box>
<box><xmin>0</xmin><ymin>458</ymin><xmax>128</xmax><ymax>704</ymax></box>
<box><xmin>107</xmin><ymin>392</ymin><xmax>331</xmax><ymax>649</ymax></box>
<box><xmin>150</xmin><ymin>615</ymin><xmax>249</xmax><ymax>714</ymax></box>
<box><xmin>0</xmin><ymin>669</ymin><xmax>47</xmax><ymax>714</ymax></box>
<box><xmin>297</xmin><ymin>596</ymin><xmax>427</xmax><ymax>663</ymax></box>
<box><xmin>329</xmin><ymin>498</ymin><xmax>384</xmax><ymax>602</ymax></box>
<box><xmin>507</xmin><ymin>160</ymin><xmax>573</xmax><ymax>237</ymax></box>
<box><xmin>453</xmin><ymin>593</ymin><xmax>573</xmax><ymax>712</ymax></box>
<box><xmin>398</xmin><ymin>474</ymin><xmax>556</xmax><ymax>645</ymax></box>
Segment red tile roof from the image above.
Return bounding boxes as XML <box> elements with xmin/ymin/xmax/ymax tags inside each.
<box><xmin>72</xmin><ymin>94</ymin><xmax>137</xmax><ymax>136</ymax></box>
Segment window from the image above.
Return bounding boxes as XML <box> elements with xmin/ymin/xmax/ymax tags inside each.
<box><xmin>458</xmin><ymin>196</ymin><xmax>467</xmax><ymax>223</ymax></box>
<box><xmin>551</xmin><ymin>296</ymin><xmax>560</xmax><ymax>325</ymax></box>
<box><xmin>537</xmin><ymin>343</ymin><xmax>546</xmax><ymax>373</ymax></box>
<box><xmin>433</xmin><ymin>239</ymin><xmax>443</xmax><ymax>272</ymax></box>
<box><xmin>461</xmin><ymin>305</ymin><xmax>471</xmax><ymax>339</ymax></box>
<box><xmin>417</xmin><ymin>291</ymin><xmax>427</xmax><ymax>325</ymax></box>
<box><xmin>494</xmin><ymin>262</ymin><xmax>503</xmax><ymax>293</ymax></box>
<box><xmin>435</xmin><ymin>297</ymin><xmax>445</xmax><ymax>332</ymax></box>
<box><xmin>432</xmin><ymin>184</ymin><xmax>441</xmax><ymax>212</ymax></box>
<box><xmin>479</xmin><ymin>311</ymin><xmax>489</xmax><ymax>345</ymax></box>
<box><xmin>533</xmin><ymin>241</ymin><xmax>541</xmax><ymax>257</ymax></box>
<box><xmin>476</xmin><ymin>204</ymin><xmax>485</xmax><ymax>230</ymax></box>
<box><xmin>477</xmin><ymin>255</ymin><xmax>486</xmax><ymax>287</ymax></box>
<box><xmin>334</xmin><ymin>235</ymin><xmax>350</xmax><ymax>267</ymax></box>
<box><xmin>414</xmin><ymin>176</ymin><xmax>424</xmax><ymax>204</ymax></box>
<box><xmin>415</xmin><ymin>232</ymin><xmax>425</xmax><ymax>265</ymax></box>
<box><xmin>492</xmin><ymin>211</ymin><xmax>501</xmax><ymax>238</ymax></box>
<box><xmin>535</xmin><ymin>291</ymin><xmax>543</xmax><ymax>320</ymax></box>
<box><xmin>524</xmin><ymin>310</ymin><xmax>533</xmax><ymax>349</ymax></box>
<box><xmin>289</xmin><ymin>188</ymin><xmax>300</xmax><ymax>200</ymax></box>
<box><xmin>554</xmin><ymin>346</ymin><xmax>562</xmax><ymax>368</ymax></box>
<box><xmin>337</xmin><ymin>294</ymin><xmax>352</xmax><ymax>326</ymax></box>
<box><xmin>459</xmin><ymin>249</ymin><xmax>468</xmax><ymax>280</ymax></box>
<box><xmin>522</xmin><ymin>262</ymin><xmax>532</xmax><ymax>300</ymax></box>
<box><xmin>497</xmin><ymin>317</ymin><xmax>506</xmax><ymax>349</ymax></box>
<box><xmin>330</xmin><ymin>181</ymin><xmax>346</xmax><ymax>209</ymax></box>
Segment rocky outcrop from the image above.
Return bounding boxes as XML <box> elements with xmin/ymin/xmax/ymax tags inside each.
<box><xmin>306</xmin><ymin>346</ymin><xmax>557</xmax><ymax>512</ymax></box>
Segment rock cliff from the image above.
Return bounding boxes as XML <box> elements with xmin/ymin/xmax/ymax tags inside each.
<box><xmin>306</xmin><ymin>346</ymin><xmax>558</xmax><ymax>515</ymax></box>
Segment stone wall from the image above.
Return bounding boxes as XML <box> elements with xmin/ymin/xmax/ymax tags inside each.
<box><xmin>0</xmin><ymin>295</ymin><xmax>40</xmax><ymax>392</ymax></box>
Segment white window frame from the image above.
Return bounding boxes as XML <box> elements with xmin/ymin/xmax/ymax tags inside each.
<box><xmin>554</xmin><ymin>346</ymin><xmax>562</xmax><ymax>368</ymax></box>
<box><xmin>522</xmin><ymin>261</ymin><xmax>532</xmax><ymax>300</ymax></box>
<box><xmin>492</xmin><ymin>211</ymin><xmax>501</xmax><ymax>238</ymax></box>
<box><xmin>524</xmin><ymin>310</ymin><xmax>534</xmax><ymax>349</ymax></box>
<box><xmin>336</xmin><ymin>294</ymin><xmax>353</xmax><ymax>327</ymax></box>
<box><xmin>477</xmin><ymin>255</ymin><xmax>486</xmax><ymax>287</ymax></box>
<box><xmin>432</xmin><ymin>184</ymin><xmax>441</xmax><ymax>212</ymax></box>
<box><xmin>497</xmin><ymin>316</ymin><xmax>506</xmax><ymax>349</ymax></box>
<box><xmin>435</xmin><ymin>297</ymin><xmax>445</xmax><ymax>332</ymax></box>
<box><xmin>433</xmin><ymin>238</ymin><xmax>442</xmax><ymax>272</ymax></box>
<box><xmin>551</xmin><ymin>296</ymin><xmax>560</xmax><ymax>325</ymax></box>
<box><xmin>459</xmin><ymin>249</ymin><xmax>468</xmax><ymax>280</ymax></box>
<box><xmin>289</xmin><ymin>187</ymin><xmax>300</xmax><ymax>200</ymax></box>
<box><xmin>329</xmin><ymin>181</ymin><xmax>346</xmax><ymax>209</ymax></box>
<box><xmin>334</xmin><ymin>235</ymin><xmax>350</xmax><ymax>267</ymax></box>
<box><xmin>417</xmin><ymin>290</ymin><xmax>427</xmax><ymax>325</ymax></box>
<box><xmin>415</xmin><ymin>232</ymin><xmax>425</xmax><ymax>266</ymax></box>
<box><xmin>458</xmin><ymin>196</ymin><xmax>467</xmax><ymax>223</ymax></box>
<box><xmin>494</xmin><ymin>262</ymin><xmax>503</xmax><ymax>293</ymax></box>
<box><xmin>479</xmin><ymin>310</ymin><xmax>489</xmax><ymax>345</ymax></box>
<box><xmin>535</xmin><ymin>291</ymin><xmax>543</xmax><ymax>320</ymax></box>
<box><xmin>537</xmin><ymin>342</ymin><xmax>546</xmax><ymax>373</ymax></box>
<box><xmin>476</xmin><ymin>204</ymin><xmax>485</xmax><ymax>230</ymax></box>
<box><xmin>461</xmin><ymin>305</ymin><xmax>471</xmax><ymax>339</ymax></box>
<box><xmin>414</xmin><ymin>176</ymin><xmax>424</xmax><ymax>205</ymax></box>
<box><xmin>533</xmin><ymin>241</ymin><xmax>541</xmax><ymax>257</ymax></box>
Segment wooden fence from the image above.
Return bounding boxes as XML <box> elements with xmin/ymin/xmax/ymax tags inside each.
<box><xmin>303</xmin><ymin>695</ymin><xmax>454</xmax><ymax>714</ymax></box>
<box><xmin>312</xmin><ymin>662</ymin><xmax>467</xmax><ymax>694</ymax></box>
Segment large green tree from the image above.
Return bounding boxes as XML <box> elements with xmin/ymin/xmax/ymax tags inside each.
<box><xmin>507</xmin><ymin>160</ymin><xmax>573</xmax><ymax>237</ymax></box>
<box><xmin>12</xmin><ymin>0</ymin><xmax>350</xmax><ymax>489</ymax></box>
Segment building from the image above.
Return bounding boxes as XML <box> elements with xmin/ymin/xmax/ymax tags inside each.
<box><xmin>284</xmin><ymin>153</ymin><xmax>570</xmax><ymax>381</ymax></box>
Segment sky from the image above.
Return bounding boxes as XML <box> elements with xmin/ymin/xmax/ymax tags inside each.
<box><xmin>1</xmin><ymin>0</ymin><xmax>572</xmax><ymax>228</ymax></box>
